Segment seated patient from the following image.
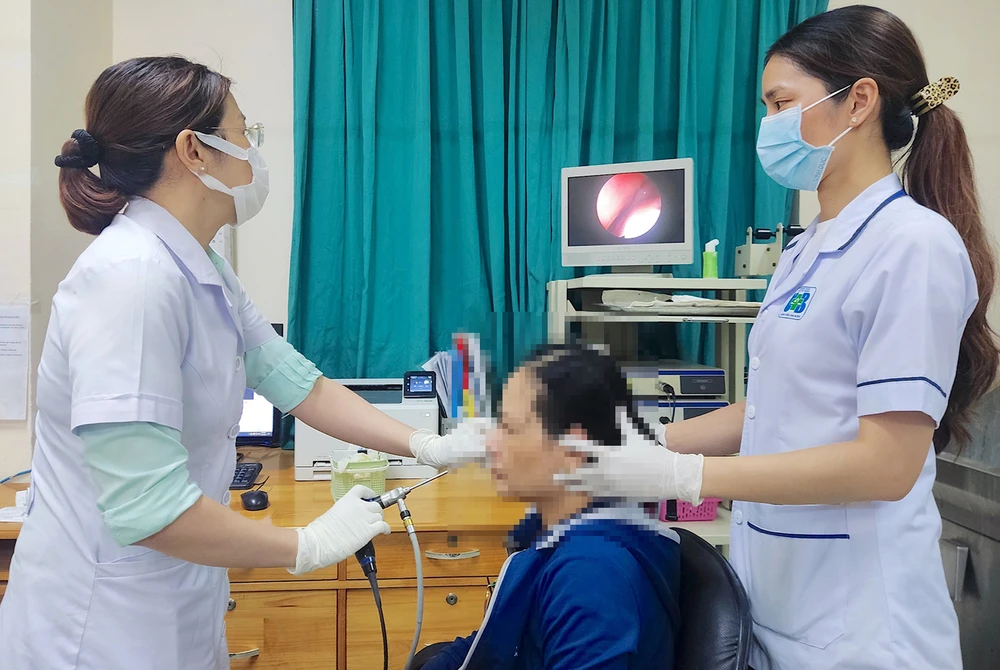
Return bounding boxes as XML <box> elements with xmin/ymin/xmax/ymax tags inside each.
<box><xmin>420</xmin><ymin>343</ymin><xmax>681</xmax><ymax>670</ymax></box>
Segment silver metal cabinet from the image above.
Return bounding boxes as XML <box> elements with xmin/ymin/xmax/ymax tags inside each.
<box><xmin>935</xmin><ymin>386</ymin><xmax>1000</xmax><ymax>670</ymax></box>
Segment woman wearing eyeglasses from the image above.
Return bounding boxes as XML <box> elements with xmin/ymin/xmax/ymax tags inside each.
<box><xmin>0</xmin><ymin>56</ymin><xmax>482</xmax><ymax>669</ymax></box>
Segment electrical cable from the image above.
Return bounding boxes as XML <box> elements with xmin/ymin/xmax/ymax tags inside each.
<box><xmin>355</xmin><ymin>541</ymin><xmax>388</xmax><ymax>670</ymax></box>
<box><xmin>395</xmin><ymin>499</ymin><xmax>425</xmax><ymax>669</ymax></box>
<box><xmin>354</xmin><ymin>472</ymin><xmax>446</xmax><ymax>670</ymax></box>
<box><xmin>405</xmin><ymin>521</ymin><xmax>423</xmax><ymax>670</ymax></box>
<box><xmin>665</xmin><ymin>384</ymin><xmax>677</xmax><ymax>424</ymax></box>
<box><xmin>367</xmin><ymin>572</ymin><xmax>389</xmax><ymax>670</ymax></box>
<box><xmin>0</xmin><ymin>469</ymin><xmax>30</xmax><ymax>485</ymax></box>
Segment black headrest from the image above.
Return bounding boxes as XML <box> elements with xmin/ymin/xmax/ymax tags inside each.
<box><xmin>673</xmin><ymin>527</ymin><xmax>753</xmax><ymax>670</ymax></box>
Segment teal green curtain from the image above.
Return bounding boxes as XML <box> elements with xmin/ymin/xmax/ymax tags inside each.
<box><xmin>289</xmin><ymin>0</ymin><xmax>828</xmax><ymax>380</ymax></box>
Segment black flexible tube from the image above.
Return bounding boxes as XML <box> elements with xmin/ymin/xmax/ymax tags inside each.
<box><xmin>366</xmin><ymin>571</ymin><xmax>388</xmax><ymax>670</ymax></box>
<box><xmin>355</xmin><ymin>541</ymin><xmax>387</xmax><ymax>670</ymax></box>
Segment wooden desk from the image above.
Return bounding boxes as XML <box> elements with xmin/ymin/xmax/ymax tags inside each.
<box><xmin>225</xmin><ymin>448</ymin><xmax>527</xmax><ymax>669</ymax></box>
<box><xmin>0</xmin><ymin>450</ymin><xmax>526</xmax><ymax>669</ymax></box>
<box><xmin>0</xmin><ymin>477</ymin><xmax>28</xmax><ymax>598</ymax></box>
<box><xmin>0</xmin><ymin>448</ymin><xmax>731</xmax><ymax>669</ymax></box>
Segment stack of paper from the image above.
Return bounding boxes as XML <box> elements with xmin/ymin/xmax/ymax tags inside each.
<box><xmin>0</xmin><ymin>488</ymin><xmax>28</xmax><ymax>523</ymax></box>
<box><xmin>422</xmin><ymin>351</ymin><xmax>452</xmax><ymax>416</ymax></box>
<box><xmin>422</xmin><ymin>333</ymin><xmax>490</xmax><ymax>419</ymax></box>
<box><xmin>601</xmin><ymin>290</ymin><xmax>761</xmax><ymax>316</ymax></box>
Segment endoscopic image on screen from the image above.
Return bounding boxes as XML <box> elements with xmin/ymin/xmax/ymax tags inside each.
<box><xmin>566</xmin><ymin>168</ymin><xmax>685</xmax><ymax>247</ymax></box>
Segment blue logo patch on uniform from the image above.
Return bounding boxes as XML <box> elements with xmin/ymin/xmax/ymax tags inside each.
<box><xmin>779</xmin><ymin>286</ymin><xmax>815</xmax><ymax>320</ymax></box>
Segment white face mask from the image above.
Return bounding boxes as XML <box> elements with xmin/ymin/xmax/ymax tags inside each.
<box><xmin>192</xmin><ymin>130</ymin><xmax>269</xmax><ymax>227</ymax></box>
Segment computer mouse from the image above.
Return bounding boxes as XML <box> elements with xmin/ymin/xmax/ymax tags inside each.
<box><xmin>241</xmin><ymin>490</ymin><xmax>269</xmax><ymax>511</ymax></box>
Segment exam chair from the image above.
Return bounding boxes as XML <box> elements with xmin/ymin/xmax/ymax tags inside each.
<box><xmin>673</xmin><ymin>527</ymin><xmax>753</xmax><ymax>670</ymax></box>
<box><xmin>411</xmin><ymin>642</ymin><xmax>453</xmax><ymax>669</ymax></box>
<box><xmin>412</xmin><ymin>529</ymin><xmax>754</xmax><ymax>670</ymax></box>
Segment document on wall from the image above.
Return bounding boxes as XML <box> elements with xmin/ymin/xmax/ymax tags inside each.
<box><xmin>0</xmin><ymin>304</ymin><xmax>30</xmax><ymax>420</ymax></box>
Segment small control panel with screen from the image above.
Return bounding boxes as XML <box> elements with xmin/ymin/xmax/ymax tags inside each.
<box><xmin>403</xmin><ymin>371</ymin><xmax>437</xmax><ymax>399</ymax></box>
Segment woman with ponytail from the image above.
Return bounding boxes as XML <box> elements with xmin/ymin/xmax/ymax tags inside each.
<box><xmin>0</xmin><ymin>57</ymin><xmax>487</xmax><ymax>668</ymax></box>
<box><xmin>561</xmin><ymin>6</ymin><xmax>996</xmax><ymax>668</ymax></box>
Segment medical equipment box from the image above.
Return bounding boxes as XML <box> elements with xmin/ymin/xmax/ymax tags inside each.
<box><xmin>635</xmin><ymin>398</ymin><xmax>728</xmax><ymax>426</ymax></box>
<box><xmin>623</xmin><ymin>361</ymin><xmax>726</xmax><ymax>398</ymax></box>
<box><xmin>294</xmin><ymin>378</ymin><xmax>440</xmax><ymax>481</ymax></box>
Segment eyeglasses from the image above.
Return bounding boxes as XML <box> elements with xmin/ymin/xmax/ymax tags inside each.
<box><xmin>207</xmin><ymin>122</ymin><xmax>265</xmax><ymax>148</ymax></box>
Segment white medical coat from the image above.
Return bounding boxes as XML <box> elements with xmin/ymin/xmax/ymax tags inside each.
<box><xmin>0</xmin><ymin>198</ymin><xmax>278</xmax><ymax>669</ymax></box>
<box><xmin>730</xmin><ymin>174</ymin><xmax>973</xmax><ymax>669</ymax></box>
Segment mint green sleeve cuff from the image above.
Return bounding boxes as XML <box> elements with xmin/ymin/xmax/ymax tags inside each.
<box><xmin>78</xmin><ymin>421</ymin><xmax>203</xmax><ymax>547</ymax></box>
<box><xmin>244</xmin><ymin>336</ymin><xmax>322</xmax><ymax>413</ymax></box>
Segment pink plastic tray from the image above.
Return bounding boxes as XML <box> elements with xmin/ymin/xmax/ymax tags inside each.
<box><xmin>659</xmin><ymin>498</ymin><xmax>721</xmax><ymax>522</ymax></box>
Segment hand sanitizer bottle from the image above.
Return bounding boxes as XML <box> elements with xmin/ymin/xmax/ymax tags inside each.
<box><xmin>702</xmin><ymin>239</ymin><xmax>719</xmax><ymax>279</ymax></box>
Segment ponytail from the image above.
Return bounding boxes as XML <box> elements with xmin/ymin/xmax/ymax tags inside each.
<box><xmin>767</xmin><ymin>5</ymin><xmax>999</xmax><ymax>452</ymax></box>
<box><xmin>56</xmin><ymin>134</ymin><xmax>127</xmax><ymax>235</ymax></box>
<box><xmin>55</xmin><ymin>57</ymin><xmax>232</xmax><ymax>236</ymax></box>
<box><xmin>904</xmin><ymin>106</ymin><xmax>999</xmax><ymax>451</ymax></box>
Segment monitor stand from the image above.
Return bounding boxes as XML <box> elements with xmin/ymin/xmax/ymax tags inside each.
<box><xmin>611</xmin><ymin>265</ymin><xmax>671</xmax><ymax>277</ymax></box>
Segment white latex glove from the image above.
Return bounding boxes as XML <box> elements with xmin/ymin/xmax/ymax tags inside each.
<box><xmin>554</xmin><ymin>409</ymin><xmax>704</xmax><ymax>503</ymax></box>
<box><xmin>289</xmin><ymin>485</ymin><xmax>391</xmax><ymax>576</ymax></box>
<box><xmin>654</xmin><ymin>421</ymin><xmax>668</xmax><ymax>447</ymax></box>
<box><xmin>409</xmin><ymin>417</ymin><xmax>495</xmax><ymax>470</ymax></box>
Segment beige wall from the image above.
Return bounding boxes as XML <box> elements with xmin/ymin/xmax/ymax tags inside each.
<box><xmin>1</xmin><ymin>0</ymin><xmax>291</xmax><ymax>472</ymax></box>
<box><xmin>0</xmin><ymin>0</ymin><xmax>34</xmax><ymax>475</ymax></box>
<box><xmin>112</xmin><ymin>0</ymin><xmax>295</xmax><ymax>326</ymax></box>
<box><xmin>800</xmin><ymin>0</ymin><xmax>1000</xmax><ymax>328</ymax></box>
<box><xmin>26</xmin><ymin>0</ymin><xmax>112</xmax><ymax>471</ymax></box>
<box><xmin>0</xmin><ymin>0</ymin><xmax>112</xmax><ymax>475</ymax></box>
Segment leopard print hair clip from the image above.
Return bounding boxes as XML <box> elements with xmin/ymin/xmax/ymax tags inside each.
<box><xmin>911</xmin><ymin>77</ymin><xmax>960</xmax><ymax>117</ymax></box>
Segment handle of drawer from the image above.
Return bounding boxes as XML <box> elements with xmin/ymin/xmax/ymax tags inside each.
<box><xmin>425</xmin><ymin>549</ymin><xmax>480</xmax><ymax>561</ymax></box>
<box><xmin>940</xmin><ymin>539</ymin><xmax>969</xmax><ymax>602</ymax></box>
<box><xmin>229</xmin><ymin>649</ymin><xmax>261</xmax><ymax>659</ymax></box>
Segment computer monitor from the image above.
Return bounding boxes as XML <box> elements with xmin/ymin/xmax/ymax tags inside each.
<box><xmin>237</xmin><ymin>323</ymin><xmax>284</xmax><ymax>447</ymax></box>
<box><xmin>561</xmin><ymin>158</ymin><xmax>694</xmax><ymax>268</ymax></box>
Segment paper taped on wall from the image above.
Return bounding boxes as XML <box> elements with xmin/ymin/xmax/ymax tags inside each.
<box><xmin>0</xmin><ymin>304</ymin><xmax>29</xmax><ymax>421</ymax></box>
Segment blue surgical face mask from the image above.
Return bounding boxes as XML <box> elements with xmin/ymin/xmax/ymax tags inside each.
<box><xmin>756</xmin><ymin>85</ymin><xmax>852</xmax><ymax>191</ymax></box>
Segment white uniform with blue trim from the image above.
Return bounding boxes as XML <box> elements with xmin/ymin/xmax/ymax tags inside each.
<box><xmin>730</xmin><ymin>174</ymin><xmax>973</xmax><ymax>669</ymax></box>
<box><xmin>0</xmin><ymin>198</ymin><xmax>278</xmax><ymax>668</ymax></box>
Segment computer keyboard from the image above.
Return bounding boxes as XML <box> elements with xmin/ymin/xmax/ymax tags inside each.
<box><xmin>230</xmin><ymin>462</ymin><xmax>263</xmax><ymax>490</ymax></box>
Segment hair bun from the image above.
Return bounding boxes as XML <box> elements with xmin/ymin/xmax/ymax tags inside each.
<box><xmin>54</xmin><ymin>129</ymin><xmax>101</xmax><ymax>169</ymax></box>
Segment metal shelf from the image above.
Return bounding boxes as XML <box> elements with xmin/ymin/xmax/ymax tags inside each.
<box><xmin>559</xmin><ymin>275</ymin><xmax>767</xmax><ymax>291</ymax></box>
<box><xmin>547</xmin><ymin>275</ymin><xmax>759</xmax><ymax>404</ymax></box>
<box><xmin>557</xmin><ymin>311</ymin><xmax>757</xmax><ymax>325</ymax></box>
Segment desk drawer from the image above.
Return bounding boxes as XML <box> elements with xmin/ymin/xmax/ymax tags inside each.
<box><xmin>225</xmin><ymin>589</ymin><xmax>337</xmax><ymax>668</ymax></box>
<box><xmin>1</xmin><ymin>539</ymin><xmax>14</xmax><ymax>582</ymax></box>
<box><xmin>346</xmin><ymin>531</ymin><xmax>508</xmax><ymax>580</ymax></box>
<box><xmin>228</xmin><ymin>564</ymin><xmax>339</xmax><ymax>584</ymax></box>
<box><xmin>347</xmin><ymin>586</ymin><xmax>484</xmax><ymax>668</ymax></box>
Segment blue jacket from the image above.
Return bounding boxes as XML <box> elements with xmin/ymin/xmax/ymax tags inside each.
<box><xmin>422</xmin><ymin>506</ymin><xmax>681</xmax><ymax>670</ymax></box>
